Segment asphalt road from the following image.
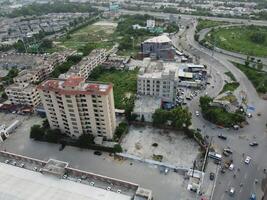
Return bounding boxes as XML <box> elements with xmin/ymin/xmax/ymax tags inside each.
<box><xmin>173</xmin><ymin>18</ymin><xmax>267</xmax><ymax>200</ymax></box>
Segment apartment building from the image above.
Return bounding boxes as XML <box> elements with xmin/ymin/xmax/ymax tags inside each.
<box><xmin>37</xmin><ymin>76</ymin><xmax>116</xmax><ymax>139</ymax></box>
<box><xmin>138</xmin><ymin>69</ymin><xmax>179</xmax><ymax>103</ymax></box>
<box><xmin>5</xmin><ymin>83</ymin><xmax>41</xmax><ymax>107</ymax></box>
<box><xmin>65</xmin><ymin>49</ymin><xmax>107</xmax><ymax>79</ymax></box>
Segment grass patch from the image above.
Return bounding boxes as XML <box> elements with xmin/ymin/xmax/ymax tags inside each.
<box><xmin>220</xmin><ymin>82</ymin><xmax>240</xmax><ymax>94</ymax></box>
<box><xmin>58</xmin><ymin>21</ymin><xmax>117</xmax><ymax>51</ymax></box>
<box><xmin>89</xmin><ymin>66</ymin><xmax>138</xmax><ymax>109</ymax></box>
<box><xmin>196</xmin><ymin>19</ymin><xmax>228</xmax><ymax>32</ymax></box>
<box><xmin>233</xmin><ymin>62</ymin><xmax>267</xmax><ymax>93</ymax></box>
<box><xmin>205</xmin><ymin>25</ymin><xmax>267</xmax><ymax>57</ymax></box>
<box><xmin>224</xmin><ymin>71</ymin><xmax>236</xmax><ymax>81</ymax></box>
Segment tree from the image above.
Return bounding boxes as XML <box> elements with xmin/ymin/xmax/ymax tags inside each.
<box><xmin>30</xmin><ymin>125</ymin><xmax>45</xmax><ymax>140</ymax></box>
<box><xmin>45</xmin><ymin>129</ymin><xmax>61</xmax><ymax>143</ymax></box>
<box><xmin>1</xmin><ymin>92</ymin><xmax>7</xmax><ymax>99</ymax></box>
<box><xmin>171</xmin><ymin>107</ymin><xmax>192</xmax><ymax>128</ymax></box>
<box><xmin>113</xmin><ymin>144</ymin><xmax>123</xmax><ymax>153</ymax></box>
<box><xmin>77</xmin><ymin>134</ymin><xmax>94</xmax><ymax>148</ymax></box>
<box><xmin>13</xmin><ymin>40</ymin><xmax>26</xmax><ymax>52</ymax></box>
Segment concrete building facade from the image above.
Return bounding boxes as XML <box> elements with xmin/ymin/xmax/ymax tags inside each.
<box><xmin>141</xmin><ymin>35</ymin><xmax>176</xmax><ymax>60</ymax></box>
<box><xmin>37</xmin><ymin>76</ymin><xmax>116</xmax><ymax>139</ymax></box>
<box><xmin>65</xmin><ymin>49</ymin><xmax>107</xmax><ymax>79</ymax></box>
<box><xmin>5</xmin><ymin>83</ymin><xmax>41</xmax><ymax>107</ymax></box>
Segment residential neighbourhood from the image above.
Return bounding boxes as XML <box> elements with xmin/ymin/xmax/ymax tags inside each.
<box><xmin>0</xmin><ymin>1</ymin><xmax>267</xmax><ymax>200</ymax></box>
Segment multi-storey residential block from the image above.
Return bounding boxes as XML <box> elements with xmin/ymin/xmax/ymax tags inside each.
<box><xmin>5</xmin><ymin>83</ymin><xmax>41</xmax><ymax>107</ymax></box>
<box><xmin>37</xmin><ymin>76</ymin><xmax>116</xmax><ymax>139</ymax></box>
<box><xmin>65</xmin><ymin>49</ymin><xmax>107</xmax><ymax>79</ymax></box>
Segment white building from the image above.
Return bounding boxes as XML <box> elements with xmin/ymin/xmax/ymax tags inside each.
<box><xmin>146</xmin><ymin>20</ymin><xmax>155</xmax><ymax>28</ymax></box>
<box><xmin>5</xmin><ymin>83</ymin><xmax>41</xmax><ymax>107</ymax></box>
<box><xmin>38</xmin><ymin>76</ymin><xmax>116</xmax><ymax>139</ymax></box>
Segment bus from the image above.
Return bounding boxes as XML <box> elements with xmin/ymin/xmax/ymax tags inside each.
<box><xmin>208</xmin><ymin>152</ymin><xmax>222</xmax><ymax>161</ymax></box>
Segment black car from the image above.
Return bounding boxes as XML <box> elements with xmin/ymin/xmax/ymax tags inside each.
<box><xmin>210</xmin><ymin>172</ymin><xmax>215</xmax><ymax>180</ymax></box>
<box><xmin>214</xmin><ymin>160</ymin><xmax>221</xmax><ymax>165</ymax></box>
<box><xmin>218</xmin><ymin>134</ymin><xmax>227</xmax><ymax>140</ymax></box>
<box><xmin>249</xmin><ymin>142</ymin><xmax>259</xmax><ymax>147</ymax></box>
<box><xmin>94</xmin><ymin>151</ymin><xmax>102</xmax><ymax>156</ymax></box>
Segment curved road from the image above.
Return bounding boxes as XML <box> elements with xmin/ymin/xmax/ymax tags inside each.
<box><xmin>177</xmin><ymin>19</ymin><xmax>267</xmax><ymax>200</ymax></box>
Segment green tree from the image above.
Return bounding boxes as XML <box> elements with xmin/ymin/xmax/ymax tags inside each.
<box><xmin>13</xmin><ymin>40</ymin><xmax>26</xmax><ymax>52</ymax></box>
<box><xmin>113</xmin><ymin>144</ymin><xmax>123</xmax><ymax>153</ymax></box>
<box><xmin>44</xmin><ymin>129</ymin><xmax>61</xmax><ymax>143</ymax></box>
<box><xmin>30</xmin><ymin>125</ymin><xmax>45</xmax><ymax>140</ymax></box>
<box><xmin>40</xmin><ymin>39</ymin><xmax>53</xmax><ymax>49</ymax></box>
<box><xmin>171</xmin><ymin>107</ymin><xmax>192</xmax><ymax>128</ymax></box>
<box><xmin>77</xmin><ymin>134</ymin><xmax>94</xmax><ymax>148</ymax></box>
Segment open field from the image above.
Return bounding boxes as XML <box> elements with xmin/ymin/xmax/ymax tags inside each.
<box><xmin>89</xmin><ymin>67</ymin><xmax>138</xmax><ymax>109</ymax></box>
<box><xmin>196</xmin><ymin>19</ymin><xmax>228</xmax><ymax>31</ymax></box>
<box><xmin>205</xmin><ymin>26</ymin><xmax>267</xmax><ymax>57</ymax></box>
<box><xmin>58</xmin><ymin>21</ymin><xmax>117</xmax><ymax>50</ymax></box>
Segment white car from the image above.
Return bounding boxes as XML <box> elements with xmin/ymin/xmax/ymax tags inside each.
<box><xmin>229</xmin><ymin>187</ymin><xmax>235</xmax><ymax>196</ymax></box>
<box><xmin>107</xmin><ymin>186</ymin><xmax>111</xmax><ymax>191</ymax></box>
<box><xmin>245</xmin><ymin>156</ymin><xmax>251</xmax><ymax>164</ymax></box>
<box><xmin>229</xmin><ymin>164</ymin><xmax>234</xmax><ymax>171</ymax></box>
<box><xmin>195</xmin><ymin>111</ymin><xmax>200</xmax><ymax>116</ymax></box>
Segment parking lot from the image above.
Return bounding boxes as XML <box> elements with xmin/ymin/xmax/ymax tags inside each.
<box><xmin>121</xmin><ymin>125</ymin><xmax>200</xmax><ymax>167</ymax></box>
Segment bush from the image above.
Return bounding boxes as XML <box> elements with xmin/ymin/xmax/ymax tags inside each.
<box><xmin>44</xmin><ymin>129</ymin><xmax>61</xmax><ymax>143</ymax></box>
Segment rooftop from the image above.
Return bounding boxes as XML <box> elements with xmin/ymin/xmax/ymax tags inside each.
<box><xmin>0</xmin><ymin>151</ymin><xmax>142</xmax><ymax>200</ymax></box>
<box><xmin>38</xmin><ymin>76</ymin><xmax>112</xmax><ymax>96</ymax></box>
<box><xmin>143</xmin><ymin>35</ymin><xmax>171</xmax><ymax>44</ymax></box>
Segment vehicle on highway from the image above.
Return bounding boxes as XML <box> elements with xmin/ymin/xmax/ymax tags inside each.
<box><xmin>94</xmin><ymin>151</ymin><xmax>102</xmax><ymax>156</ymax></box>
<box><xmin>245</xmin><ymin>156</ymin><xmax>251</xmax><ymax>164</ymax></box>
<box><xmin>229</xmin><ymin>187</ymin><xmax>235</xmax><ymax>196</ymax></box>
<box><xmin>218</xmin><ymin>134</ymin><xmax>227</xmax><ymax>140</ymax></box>
<box><xmin>209</xmin><ymin>172</ymin><xmax>215</xmax><ymax>180</ymax></box>
<box><xmin>249</xmin><ymin>142</ymin><xmax>258</xmax><ymax>147</ymax></box>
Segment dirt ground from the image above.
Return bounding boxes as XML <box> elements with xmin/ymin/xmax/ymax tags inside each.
<box><xmin>121</xmin><ymin>125</ymin><xmax>200</xmax><ymax>167</ymax></box>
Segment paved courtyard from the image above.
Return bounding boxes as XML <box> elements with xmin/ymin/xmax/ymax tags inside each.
<box><xmin>121</xmin><ymin>125</ymin><xmax>200</xmax><ymax>167</ymax></box>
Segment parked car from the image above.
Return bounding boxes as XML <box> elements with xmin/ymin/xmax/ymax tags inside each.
<box><xmin>229</xmin><ymin>187</ymin><xmax>235</xmax><ymax>196</ymax></box>
<box><xmin>223</xmin><ymin>148</ymin><xmax>233</xmax><ymax>154</ymax></box>
<box><xmin>218</xmin><ymin>134</ymin><xmax>227</xmax><ymax>140</ymax></box>
<box><xmin>195</xmin><ymin>111</ymin><xmax>200</xmax><ymax>116</ymax></box>
<box><xmin>247</xmin><ymin>113</ymin><xmax>252</xmax><ymax>118</ymax></box>
<box><xmin>94</xmin><ymin>151</ymin><xmax>102</xmax><ymax>156</ymax></box>
<box><xmin>229</xmin><ymin>164</ymin><xmax>234</xmax><ymax>171</ymax></box>
<box><xmin>209</xmin><ymin>172</ymin><xmax>215</xmax><ymax>180</ymax></box>
<box><xmin>164</xmin><ymin>168</ymin><xmax>169</xmax><ymax>175</ymax></box>
<box><xmin>249</xmin><ymin>142</ymin><xmax>258</xmax><ymax>147</ymax></box>
<box><xmin>245</xmin><ymin>156</ymin><xmax>251</xmax><ymax>164</ymax></box>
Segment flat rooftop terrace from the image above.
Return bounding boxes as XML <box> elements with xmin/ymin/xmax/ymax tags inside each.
<box><xmin>0</xmin><ymin>151</ymin><xmax>139</xmax><ymax>200</ymax></box>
